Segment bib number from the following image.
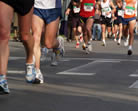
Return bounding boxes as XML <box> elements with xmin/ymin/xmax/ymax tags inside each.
<box><xmin>125</xmin><ymin>6</ymin><xmax>135</xmax><ymax>15</ymax></box>
<box><xmin>102</xmin><ymin>7</ymin><xmax>111</xmax><ymax>16</ymax></box>
<box><xmin>73</xmin><ymin>6</ymin><xmax>80</xmax><ymax>13</ymax></box>
<box><xmin>84</xmin><ymin>3</ymin><xmax>93</xmax><ymax>12</ymax></box>
<box><xmin>118</xmin><ymin>10</ymin><xmax>123</xmax><ymax>16</ymax></box>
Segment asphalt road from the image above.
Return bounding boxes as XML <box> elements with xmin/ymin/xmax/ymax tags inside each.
<box><xmin>0</xmin><ymin>35</ymin><xmax>138</xmax><ymax>111</ymax></box>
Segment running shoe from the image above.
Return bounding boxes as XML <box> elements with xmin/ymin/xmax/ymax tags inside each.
<box><xmin>79</xmin><ymin>35</ymin><xmax>83</xmax><ymax>43</ymax></box>
<box><xmin>117</xmin><ymin>39</ymin><xmax>121</xmax><ymax>45</ymax></box>
<box><xmin>33</xmin><ymin>69</ymin><xmax>44</xmax><ymax>84</ymax></box>
<box><xmin>88</xmin><ymin>41</ymin><xmax>92</xmax><ymax>52</ymax></box>
<box><xmin>51</xmin><ymin>36</ymin><xmax>65</xmax><ymax>66</ymax></box>
<box><xmin>102</xmin><ymin>41</ymin><xmax>106</xmax><ymax>47</ymax></box>
<box><xmin>0</xmin><ymin>76</ymin><xmax>10</xmax><ymax>94</ymax></box>
<box><xmin>75</xmin><ymin>42</ymin><xmax>80</xmax><ymax>48</ymax></box>
<box><xmin>85</xmin><ymin>46</ymin><xmax>90</xmax><ymax>54</ymax></box>
<box><xmin>51</xmin><ymin>52</ymin><xmax>58</xmax><ymax>66</ymax></box>
<box><xmin>124</xmin><ymin>39</ymin><xmax>129</xmax><ymax>47</ymax></box>
<box><xmin>57</xmin><ymin>36</ymin><xmax>65</xmax><ymax>57</ymax></box>
<box><xmin>25</xmin><ymin>64</ymin><xmax>36</xmax><ymax>83</ymax></box>
<box><xmin>124</xmin><ymin>35</ymin><xmax>129</xmax><ymax>47</ymax></box>
<box><xmin>128</xmin><ymin>49</ymin><xmax>133</xmax><ymax>55</ymax></box>
<box><xmin>82</xmin><ymin>43</ymin><xmax>86</xmax><ymax>50</ymax></box>
<box><xmin>114</xmin><ymin>38</ymin><xmax>117</xmax><ymax>42</ymax></box>
<box><xmin>40</xmin><ymin>47</ymin><xmax>49</xmax><ymax>61</ymax></box>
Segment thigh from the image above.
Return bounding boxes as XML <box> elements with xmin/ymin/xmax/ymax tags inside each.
<box><xmin>129</xmin><ymin>19</ymin><xmax>136</xmax><ymax>34</ymax></box>
<box><xmin>18</xmin><ymin>7</ymin><xmax>34</xmax><ymax>39</ymax></box>
<box><xmin>0</xmin><ymin>2</ymin><xmax>13</xmax><ymax>35</ymax></box>
<box><xmin>101</xmin><ymin>24</ymin><xmax>106</xmax><ymax>32</ymax></box>
<box><xmin>45</xmin><ymin>17</ymin><xmax>60</xmax><ymax>42</ymax></box>
<box><xmin>32</xmin><ymin>14</ymin><xmax>44</xmax><ymax>40</ymax></box>
<box><xmin>119</xmin><ymin>23</ymin><xmax>122</xmax><ymax>33</ymax></box>
<box><xmin>114</xmin><ymin>25</ymin><xmax>118</xmax><ymax>32</ymax></box>
<box><xmin>86</xmin><ymin>18</ymin><xmax>93</xmax><ymax>30</ymax></box>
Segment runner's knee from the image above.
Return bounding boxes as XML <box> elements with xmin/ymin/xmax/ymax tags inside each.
<box><xmin>20</xmin><ymin>32</ymin><xmax>31</xmax><ymax>41</ymax></box>
<box><xmin>45</xmin><ymin>41</ymin><xmax>54</xmax><ymax>49</ymax></box>
<box><xmin>0</xmin><ymin>29</ymin><xmax>10</xmax><ymax>41</ymax></box>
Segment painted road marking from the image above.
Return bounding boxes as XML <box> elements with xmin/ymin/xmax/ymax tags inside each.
<box><xmin>9</xmin><ymin>57</ymin><xmax>138</xmax><ymax>62</ymax></box>
<box><xmin>8</xmin><ymin>70</ymin><xmax>25</xmax><ymax>74</ymax></box>
<box><xmin>57</xmin><ymin>60</ymin><xmax>120</xmax><ymax>76</ymax></box>
<box><xmin>57</xmin><ymin>72</ymin><xmax>96</xmax><ymax>76</ymax></box>
<box><xmin>129</xmin><ymin>74</ymin><xmax>138</xmax><ymax>77</ymax></box>
<box><xmin>129</xmin><ymin>80</ymin><xmax>138</xmax><ymax>88</ymax></box>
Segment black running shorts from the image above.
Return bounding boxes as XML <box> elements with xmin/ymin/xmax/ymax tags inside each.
<box><xmin>101</xmin><ymin>16</ymin><xmax>112</xmax><ymax>27</ymax></box>
<box><xmin>0</xmin><ymin>0</ymin><xmax>34</xmax><ymax>16</ymax></box>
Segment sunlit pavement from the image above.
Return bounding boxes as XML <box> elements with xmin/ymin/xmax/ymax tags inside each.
<box><xmin>1</xmin><ymin>35</ymin><xmax>138</xmax><ymax>111</ymax></box>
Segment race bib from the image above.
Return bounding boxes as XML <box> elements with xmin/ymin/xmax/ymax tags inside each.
<box><xmin>118</xmin><ymin>10</ymin><xmax>123</xmax><ymax>16</ymax></box>
<box><xmin>125</xmin><ymin>6</ymin><xmax>135</xmax><ymax>15</ymax></box>
<box><xmin>84</xmin><ymin>3</ymin><xmax>93</xmax><ymax>12</ymax></box>
<box><xmin>102</xmin><ymin>7</ymin><xmax>111</xmax><ymax>16</ymax></box>
<box><xmin>73</xmin><ymin>6</ymin><xmax>80</xmax><ymax>13</ymax></box>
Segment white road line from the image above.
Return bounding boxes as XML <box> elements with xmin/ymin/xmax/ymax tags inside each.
<box><xmin>129</xmin><ymin>80</ymin><xmax>138</xmax><ymax>88</ymax></box>
<box><xmin>9</xmin><ymin>57</ymin><xmax>25</xmax><ymax>60</ymax></box>
<box><xmin>129</xmin><ymin>74</ymin><xmax>138</xmax><ymax>77</ymax></box>
<box><xmin>57</xmin><ymin>60</ymin><xmax>119</xmax><ymax>76</ymax></box>
<box><xmin>9</xmin><ymin>56</ymin><xmax>138</xmax><ymax>62</ymax></box>
<box><xmin>57</xmin><ymin>71</ymin><xmax>96</xmax><ymax>76</ymax></box>
<box><xmin>64</xmin><ymin>57</ymin><xmax>138</xmax><ymax>62</ymax></box>
<box><xmin>8</xmin><ymin>70</ymin><xmax>25</xmax><ymax>74</ymax></box>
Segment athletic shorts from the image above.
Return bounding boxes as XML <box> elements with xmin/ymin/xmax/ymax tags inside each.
<box><xmin>0</xmin><ymin>0</ymin><xmax>34</xmax><ymax>16</ymax></box>
<box><xmin>34</xmin><ymin>8</ymin><xmax>61</xmax><ymax>24</ymax></box>
<box><xmin>72</xmin><ymin>17</ymin><xmax>80</xmax><ymax>28</ymax></box>
<box><xmin>80</xmin><ymin>16</ymin><xmax>93</xmax><ymax>24</ymax></box>
<box><xmin>101</xmin><ymin>16</ymin><xmax>112</xmax><ymax>27</ymax></box>
<box><xmin>114</xmin><ymin>18</ymin><xmax>122</xmax><ymax>25</ymax></box>
<box><xmin>122</xmin><ymin>17</ymin><xmax>136</xmax><ymax>25</ymax></box>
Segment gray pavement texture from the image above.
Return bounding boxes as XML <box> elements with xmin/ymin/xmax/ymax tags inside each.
<box><xmin>1</xmin><ymin>35</ymin><xmax>138</xmax><ymax>111</ymax></box>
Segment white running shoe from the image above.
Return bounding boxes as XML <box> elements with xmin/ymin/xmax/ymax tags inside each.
<box><xmin>25</xmin><ymin>64</ymin><xmax>36</xmax><ymax>83</ymax></box>
<box><xmin>88</xmin><ymin>41</ymin><xmax>92</xmax><ymax>52</ymax></box>
<box><xmin>124</xmin><ymin>39</ymin><xmax>129</xmax><ymax>47</ymax></box>
<box><xmin>102</xmin><ymin>40</ymin><xmax>106</xmax><ymax>47</ymax></box>
<box><xmin>51</xmin><ymin>52</ymin><xmax>58</xmax><ymax>66</ymax></box>
<box><xmin>124</xmin><ymin>35</ymin><xmax>129</xmax><ymax>47</ymax></box>
<box><xmin>114</xmin><ymin>38</ymin><xmax>117</xmax><ymax>42</ymax></box>
<box><xmin>0</xmin><ymin>75</ymin><xmax>10</xmax><ymax>94</ymax></box>
<box><xmin>85</xmin><ymin>47</ymin><xmax>90</xmax><ymax>54</ymax></box>
<box><xmin>51</xmin><ymin>36</ymin><xmax>65</xmax><ymax>66</ymax></box>
<box><xmin>40</xmin><ymin>48</ymin><xmax>49</xmax><ymax>61</ymax></box>
<box><xmin>117</xmin><ymin>39</ymin><xmax>121</xmax><ymax>45</ymax></box>
<box><xmin>33</xmin><ymin>69</ymin><xmax>44</xmax><ymax>84</ymax></box>
<box><xmin>57</xmin><ymin>36</ymin><xmax>65</xmax><ymax>57</ymax></box>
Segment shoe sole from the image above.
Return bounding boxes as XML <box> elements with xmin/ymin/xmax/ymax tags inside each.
<box><xmin>128</xmin><ymin>50</ymin><xmax>132</xmax><ymax>55</ymax></box>
<box><xmin>0</xmin><ymin>86</ymin><xmax>9</xmax><ymax>94</ymax></box>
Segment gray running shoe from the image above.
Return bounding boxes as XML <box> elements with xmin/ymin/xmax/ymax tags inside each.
<box><xmin>88</xmin><ymin>41</ymin><xmax>92</xmax><ymax>52</ymax></box>
<box><xmin>0</xmin><ymin>76</ymin><xmax>10</xmax><ymax>94</ymax></box>
<box><xmin>51</xmin><ymin>52</ymin><xmax>58</xmax><ymax>66</ymax></box>
<box><xmin>33</xmin><ymin>69</ymin><xmax>44</xmax><ymax>84</ymax></box>
<box><xmin>57</xmin><ymin>36</ymin><xmax>65</xmax><ymax>57</ymax></box>
<box><xmin>25</xmin><ymin>64</ymin><xmax>36</xmax><ymax>83</ymax></box>
<box><xmin>40</xmin><ymin>47</ymin><xmax>49</xmax><ymax>61</ymax></box>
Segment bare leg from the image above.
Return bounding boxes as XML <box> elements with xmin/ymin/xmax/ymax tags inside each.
<box><xmin>32</xmin><ymin>15</ymin><xmax>44</xmax><ymax>70</ymax></box>
<box><xmin>44</xmin><ymin>17</ymin><xmax>60</xmax><ymax>49</ymax></box>
<box><xmin>101</xmin><ymin>24</ymin><xmax>106</xmax><ymax>46</ymax></box>
<box><xmin>128</xmin><ymin>20</ymin><xmax>136</xmax><ymax>46</ymax></box>
<box><xmin>18</xmin><ymin>7</ymin><xmax>34</xmax><ymax>64</ymax></box>
<box><xmin>0</xmin><ymin>2</ymin><xmax>13</xmax><ymax>75</ymax></box>
<box><xmin>86</xmin><ymin>18</ymin><xmax>93</xmax><ymax>42</ymax></box>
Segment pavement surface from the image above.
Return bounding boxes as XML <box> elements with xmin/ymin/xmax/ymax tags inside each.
<box><xmin>1</xmin><ymin>35</ymin><xmax>138</xmax><ymax>111</ymax></box>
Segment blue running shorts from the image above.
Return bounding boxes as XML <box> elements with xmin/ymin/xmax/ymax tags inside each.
<box><xmin>34</xmin><ymin>8</ymin><xmax>61</xmax><ymax>24</ymax></box>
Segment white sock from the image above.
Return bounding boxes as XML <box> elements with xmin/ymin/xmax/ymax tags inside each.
<box><xmin>128</xmin><ymin>45</ymin><xmax>132</xmax><ymax>50</ymax></box>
